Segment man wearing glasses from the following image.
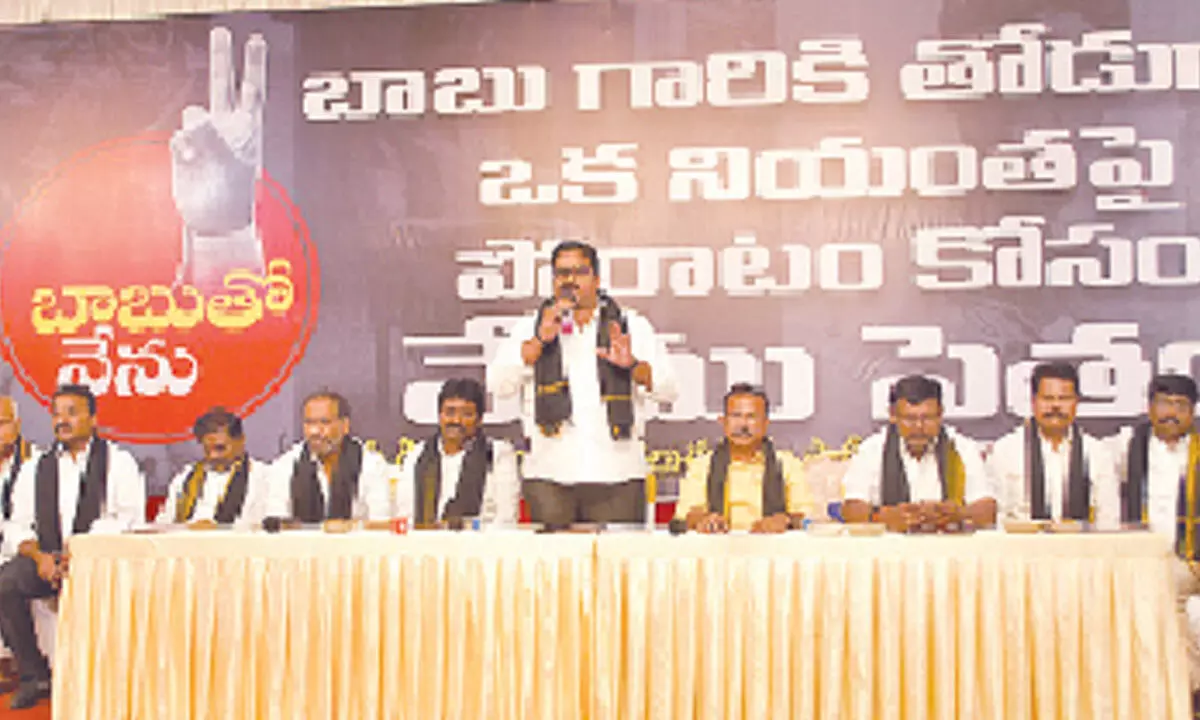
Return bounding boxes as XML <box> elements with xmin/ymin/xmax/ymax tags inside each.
<box><xmin>488</xmin><ymin>240</ymin><xmax>678</xmax><ymax>526</ymax></box>
<box><xmin>842</xmin><ymin>374</ymin><xmax>996</xmax><ymax>531</ymax></box>
<box><xmin>986</xmin><ymin>362</ymin><xmax>1119</xmax><ymax>529</ymax></box>
<box><xmin>1111</xmin><ymin>374</ymin><xmax>1200</xmax><ymax>699</ymax></box>
<box><xmin>674</xmin><ymin>383</ymin><xmax>814</xmax><ymax>533</ymax></box>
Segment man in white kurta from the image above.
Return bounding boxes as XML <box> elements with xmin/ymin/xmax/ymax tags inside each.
<box><xmin>1109</xmin><ymin>373</ymin><xmax>1200</xmax><ymax>693</ymax></box>
<box><xmin>262</xmin><ymin>392</ymin><xmax>392</xmax><ymax>522</ymax></box>
<box><xmin>156</xmin><ymin>408</ymin><xmax>270</xmax><ymax>526</ymax></box>
<box><xmin>987</xmin><ymin>362</ymin><xmax>1120</xmax><ymax>529</ymax></box>
<box><xmin>0</xmin><ymin>397</ymin><xmax>38</xmax><ymax>554</ymax></box>
<box><xmin>394</xmin><ymin>378</ymin><xmax>519</xmax><ymax>525</ymax></box>
<box><xmin>0</xmin><ymin>385</ymin><xmax>145</xmax><ymax>709</ymax></box>
<box><xmin>841</xmin><ymin>375</ymin><xmax>995</xmax><ymax>530</ymax></box>
<box><xmin>487</xmin><ymin>240</ymin><xmax>678</xmax><ymax>525</ymax></box>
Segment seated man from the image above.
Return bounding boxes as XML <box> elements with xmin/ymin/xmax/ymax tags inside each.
<box><xmin>0</xmin><ymin>384</ymin><xmax>145</xmax><ymax>710</ymax></box>
<box><xmin>842</xmin><ymin>375</ymin><xmax>995</xmax><ymax>531</ymax></box>
<box><xmin>988</xmin><ymin>362</ymin><xmax>1119</xmax><ymax>527</ymax></box>
<box><xmin>0</xmin><ymin>396</ymin><xmax>36</xmax><ymax>691</ymax></box>
<box><xmin>1110</xmin><ymin>374</ymin><xmax>1200</xmax><ymax>701</ymax></box>
<box><xmin>674</xmin><ymin>383</ymin><xmax>815</xmax><ymax>533</ymax></box>
<box><xmin>395</xmin><ymin>378</ymin><xmax>519</xmax><ymax>526</ymax></box>
<box><xmin>0</xmin><ymin>396</ymin><xmax>35</xmax><ymax>539</ymax></box>
<box><xmin>157</xmin><ymin>407</ymin><xmax>269</xmax><ymax>526</ymax></box>
<box><xmin>263</xmin><ymin>392</ymin><xmax>392</xmax><ymax>523</ymax></box>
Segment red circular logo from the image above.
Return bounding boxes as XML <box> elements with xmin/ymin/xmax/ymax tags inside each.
<box><xmin>0</xmin><ymin>134</ymin><xmax>318</xmax><ymax>443</ymax></box>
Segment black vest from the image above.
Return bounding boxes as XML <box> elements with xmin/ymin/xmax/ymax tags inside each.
<box><xmin>704</xmin><ymin>439</ymin><xmax>786</xmax><ymax>518</ymax></box>
<box><xmin>413</xmin><ymin>435</ymin><xmax>492</xmax><ymax>524</ymax></box>
<box><xmin>34</xmin><ymin>439</ymin><xmax>110</xmax><ymax>554</ymax></box>
<box><xmin>289</xmin><ymin>439</ymin><xmax>364</xmax><ymax>522</ymax></box>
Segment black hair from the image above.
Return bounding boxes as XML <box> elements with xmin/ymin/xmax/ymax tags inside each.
<box><xmin>550</xmin><ymin>240</ymin><xmax>600</xmax><ymax>278</ymax></box>
<box><xmin>192</xmin><ymin>407</ymin><xmax>245</xmax><ymax>441</ymax></box>
<box><xmin>438</xmin><ymin>378</ymin><xmax>486</xmax><ymax>416</ymax></box>
<box><xmin>1030</xmin><ymin>362</ymin><xmax>1079</xmax><ymax>397</ymax></box>
<box><xmin>1149</xmin><ymin>373</ymin><xmax>1198</xmax><ymax>404</ymax></box>
<box><xmin>53</xmin><ymin>384</ymin><xmax>96</xmax><ymax>416</ymax></box>
<box><xmin>888</xmin><ymin>375</ymin><xmax>943</xmax><ymax>406</ymax></box>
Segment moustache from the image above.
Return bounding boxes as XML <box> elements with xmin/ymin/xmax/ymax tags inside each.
<box><xmin>444</xmin><ymin>423</ymin><xmax>466</xmax><ymax>432</ymax></box>
<box><xmin>732</xmin><ymin>428</ymin><xmax>754</xmax><ymax>437</ymax></box>
<box><xmin>54</xmin><ymin>423</ymin><xmax>71</xmax><ymax>432</ymax></box>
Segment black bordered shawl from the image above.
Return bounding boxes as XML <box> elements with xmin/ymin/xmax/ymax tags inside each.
<box><xmin>533</xmin><ymin>292</ymin><xmax>634</xmax><ymax>440</ymax></box>
<box><xmin>289</xmin><ymin>438</ymin><xmax>363</xmax><ymax>522</ymax></box>
<box><xmin>412</xmin><ymin>434</ymin><xmax>493</xmax><ymax>524</ymax></box>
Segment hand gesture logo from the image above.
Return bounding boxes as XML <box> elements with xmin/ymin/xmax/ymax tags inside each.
<box><xmin>170</xmin><ymin>27</ymin><xmax>267</xmax><ymax>287</ymax></box>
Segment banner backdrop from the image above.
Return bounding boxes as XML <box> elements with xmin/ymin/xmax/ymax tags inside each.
<box><xmin>1</xmin><ymin>0</ymin><xmax>1199</xmax><ymax>495</ymax></box>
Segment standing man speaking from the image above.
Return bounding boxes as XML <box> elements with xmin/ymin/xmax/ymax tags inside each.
<box><xmin>488</xmin><ymin>240</ymin><xmax>677</xmax><ymax>526</ymax></box>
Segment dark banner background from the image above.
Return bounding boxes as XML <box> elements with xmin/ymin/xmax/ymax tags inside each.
<box><xmin>0</xmin><ymin>0</ymin><xmax>1198</xmax><ymax>493</ymax></box>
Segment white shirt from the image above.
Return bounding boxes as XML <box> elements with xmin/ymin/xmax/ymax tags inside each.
<box><xmin>0</xmin><ymin>443</ymin><xmax>39</xmax><ymax>557</ymax></box>
<box><xmin>987</xmin><ymin>424</ymin><xmax>1120</xmax><ymax>528</ymax></box>
<box><xmin>0</xmin><ymin>442</ymin><xmax>38</xmax><ymax>509</ymax></box>
<box><xmin>842</xmin><ymin>426</ymin><xmax>992</xmax><ymax>505</ymax></box>
<box><xmin>0</xmin><ymin>451</ymin><xmax>18</xmax><ymax>499</ymax></box>
<box><xmin>394</xmin><ymin>438</ymin><xmax>520</xmax><ymax>523</ymax></box>
<box><xmin>156</xmin><ymin>458</ymin><xmax>271</xmax><ymax>525</ymax></box>
<box><xmin>262</xmin><ymin>440</ymin><xmax>393</xmax><ymax>520</ymax></box>
<box><xmin>7</xmin><ymin>440</ymin><xmax>146</xmax><ymax>552</ymax></box>
<box><xmin>487</xmin><ymin>307</ymin><xmax>678</xmax><ymax>486</ymax></box>
<box><xmin>1111</xmin><ymin>427</ymin><xmax>1191</xmax><ymax>544</ymax></box>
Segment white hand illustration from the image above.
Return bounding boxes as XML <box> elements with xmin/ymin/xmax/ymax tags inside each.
<box><xmin>171</xmin><ymin>27</ymin><xmax>267</xmax><ymax>287</ymax></box>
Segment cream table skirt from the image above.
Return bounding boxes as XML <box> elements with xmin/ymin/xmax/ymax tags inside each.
<box><xmin>51</xmin><ymin>530</ymin><xmax>1188</xmax><ymax>719</ymax></box>
<box><xmin>592</xmin><ymin>532</ymin><xmax>1189</xmax><ymax>720</ymax></box>
<box><xmin>52</xmin><ymin>531</ymin><xmax>595</xmax><ymax>720</ymax></box>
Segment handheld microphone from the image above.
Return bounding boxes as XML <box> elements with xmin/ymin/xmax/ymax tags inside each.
<box><xmin>558</xmin><ymin>288</ymin><xmax>576</xmax><ymax>335</ymax></box>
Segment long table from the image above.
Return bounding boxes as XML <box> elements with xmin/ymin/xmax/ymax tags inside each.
<box><xmin>53</xmin><ymin>530</ymin><xmax>1189</xmax><ymax>719</ymax></box>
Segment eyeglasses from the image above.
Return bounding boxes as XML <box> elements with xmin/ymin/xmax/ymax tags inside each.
<box><xmin>553</xmin><ymin>265</ymin><xmax>594</xmax><ymax>279</ymax></box>
<box><xmin>894</xmin><ymin>413</ymin><xmax>941</xmax><ymax>429</ymax></box>
<box><xmin>1152</xmin><ymin>395</ymin><xmax>1195</xmax><ymax>411</ymax></box>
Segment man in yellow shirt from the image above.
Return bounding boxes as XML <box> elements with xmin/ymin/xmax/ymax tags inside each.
<box><xmin>674</xmin><ymin>383</ymin><xmax>815</xmax><ymax>533</ymax></box>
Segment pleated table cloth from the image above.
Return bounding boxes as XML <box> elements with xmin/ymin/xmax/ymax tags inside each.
<box><xmin>52</xmin><ymin>530</ymin><xmax>1188</xmax><ymax>719</ymax></box>
<box><xmin>592</xmin><ymin>532</ymin><xmax>1188</xmax><ymax>720</ymax></box>
<box><xmin>53</xmin><ymin>531</ymin><xmax>595</xmax><ymax>720</ymax></box>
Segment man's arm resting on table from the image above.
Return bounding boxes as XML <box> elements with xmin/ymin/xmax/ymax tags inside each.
<box><xmin>750</xmin><ymin>512</ymin><xmax>794</xmax><ymax>534</ymax></box>
<box><xmin>683</xmin><ymin>506</ymin><xmax>728</xmax><ymax>534</ymax></box>
<box><xmin>842</xmin><ymin>499</ymin><xmax>874</xmax><ymax>523</ymax></box>
<box><xmin>964</xmin><ymin>497</ymin><xmax>997</xmax><ymax>528</ymax></box>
